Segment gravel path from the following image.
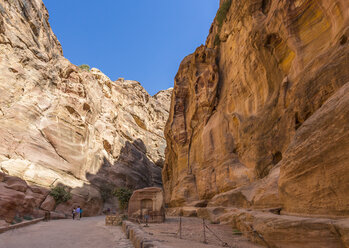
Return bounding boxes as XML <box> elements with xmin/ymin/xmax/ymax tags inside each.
<box><xmin>0</xmin><ymin>216</ymin><xmax>133</xmax><ymax>248</ymax></box>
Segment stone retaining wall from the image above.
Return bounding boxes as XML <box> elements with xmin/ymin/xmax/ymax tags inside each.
<box><xmin>105</xmin><ymin>215</ymin><xmax>122</xmax><ymax>226</ymax></box>
<box><xmin>122</xmin><ymin>221</ymin><xmax>170</xmax><ymax>248</ymax></box>
<box><xmin>0</xmin><ymin>217</ymin><xmax>44</xmax><ymax>234</ymax></box>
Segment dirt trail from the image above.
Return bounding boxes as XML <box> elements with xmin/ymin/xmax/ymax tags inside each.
<box><xmin>0</xmin><ymin>216</ymin><xmax>132</xmax><ymax>248</ymax></box>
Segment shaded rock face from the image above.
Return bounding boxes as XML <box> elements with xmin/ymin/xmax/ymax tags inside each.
<box><xmin>0</xmin><ymin>172</ymin><xmax>49</xmax><ymax>223</ymax></box>
<box><xmin>0</xmin><ymin>0</ymin><xmax>172</xmax><ymax>222</ymax></box>
<box><xmin>164</xmin><ymin>0</ymin><xmax>349</xmax><ymax>228</ymax></box>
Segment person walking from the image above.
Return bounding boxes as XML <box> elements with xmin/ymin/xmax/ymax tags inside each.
<box><xmin>76</xmin><ymin>206</ymin><xmax>81</xmax><ymax>220</ymax></box>
<box><xmin>72</xmin><ymin>207</ymin><xmax>76</xmax><ymax>220</ymax></box>
<box><xmin>80</xmin><ymin>208</ymin><xmax>83</xmax><ymax>219</ymax></box>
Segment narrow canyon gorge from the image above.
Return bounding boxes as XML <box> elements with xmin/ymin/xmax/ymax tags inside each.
<box><xmin>0</xmin><ymin>0</ymin><xmax>348</xmax><ymax>247</ymax></box>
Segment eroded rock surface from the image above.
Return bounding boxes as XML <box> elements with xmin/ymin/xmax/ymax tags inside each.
<box><xmin>0</xmin><ymin>0</ymin><xmax>172</xmax><ymax>223</ymax></box>
<box><xmin>163</xmin><ymin>0</ymin><xmax>349</xmax><ymax>246</ymax></box>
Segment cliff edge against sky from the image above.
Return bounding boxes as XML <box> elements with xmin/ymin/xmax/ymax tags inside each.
<box><xmin>163</xmin><ymin>0</ymin><xmax>349</xmax><ymax>246</ymax></box>
<box><xmin>0</xmin><ymin>0</ymin><xmax>172</xmax><ymax>222</ymax></box>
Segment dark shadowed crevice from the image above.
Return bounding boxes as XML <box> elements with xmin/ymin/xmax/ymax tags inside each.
<box><xmin>261</xmin><ymin>0</ymin><xmax>271</xmax><ymax>15</ymax></box>
<box><xmin>295</xmin><ymin>112</ymin><xmax>302</xmax><ymax>130</ymax></box>
<box><xmin>272</xmin><ymin>151</ymin><xmax>282</xmax><ymax>165</ymax></box>
<box><xmin>339</xmin><ymin>35</ymin><xmax>347</xmax><ymax>45</ymax></box>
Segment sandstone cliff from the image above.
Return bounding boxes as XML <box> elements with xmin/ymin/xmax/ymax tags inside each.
<box><xmin>164</xmin><ymin>0</ymin><xmax>349</xmax><ymax>246</ymax></box>
<box><xmin>0</xmin><ymin>0</ymin><xmax>171</xmax><ymax>222</ymax></box>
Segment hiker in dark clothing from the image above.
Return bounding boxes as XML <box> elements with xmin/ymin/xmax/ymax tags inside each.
<box><xmin>72</xmin><ymin>207</ymin><xmax>76</xmax><ymax>220</ymax></box>
<box><xmin>80</xmin><ymin>208</ymin><xmax>83</xmax><ymax>219</ymax></box>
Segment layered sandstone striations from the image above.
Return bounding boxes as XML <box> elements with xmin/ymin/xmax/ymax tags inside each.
<box><xmin>164</xmin><ymin>0</ymin><xmax>349</xmax><ymax>246</ymax></box>
<box><xmin>0</xmin><ymin>0</ymin><xmax>171</xmax><ymax>222</ymax></box>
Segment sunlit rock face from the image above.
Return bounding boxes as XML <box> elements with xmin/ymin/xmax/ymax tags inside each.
<box><xmin>164</xmin><ymin>0</ymin><xmax>348</xmax><ymax>245</ymax></box>
<box><xmin>0</xmin><ymin>0</ymin><xmax>172</xmax><ymax>221</ymax></box>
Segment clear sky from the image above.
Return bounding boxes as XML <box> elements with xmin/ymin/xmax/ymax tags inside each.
<box><xmin>43</xmin><ymin>1</ymin><xmax>219</xmax><ymax>95</ymax></box>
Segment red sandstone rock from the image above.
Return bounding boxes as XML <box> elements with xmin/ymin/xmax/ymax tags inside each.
<box><xmin>40</xmin><ymin>195</ymin><xmax>56</xmax><ymax>212</ymax></box>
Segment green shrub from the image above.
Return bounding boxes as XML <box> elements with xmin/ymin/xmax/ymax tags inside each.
<box><xmin>78</xmin><ymin>64</ymin><xmax>90</xmax><ymax>71</ymax></box>
<box><xmin>216</xmin><ymin>0</ymin><xmax>232</xmax><ymax>28</ymax></box>
<box><xmin>232</xmin><ymin>229</ymin><xmax>242</xmax><ymax>235</ymax></box>
<box><xmin>13</xmin><ymin>216</ymin><xmax>22</xmax><ymax>224</ymax></box>
<box><xmin>23</xmin><ymin>215</ymin><xmax>33</xmax><ymax>221</ymax></box>
<box><xmin>214</xmin><ymin>34</ymin><xmax>221</xmax><ymax>46</ymax></box>
<box><xmin>113</xmin><ymin>187</ymin><xmax>133</xmax><ymax>211</ymax></box>
<box><xmin>50</xmin><ymin>186</ymin><xmax>72</xmax><ymax>205</ymax></box>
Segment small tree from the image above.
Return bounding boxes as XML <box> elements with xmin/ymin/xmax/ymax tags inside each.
<box><xmin>216</xmin><ymin>0</ymin><xmax>232</xmax><ymax>28</ymax></box>
<box><xmin>50</xmin><ymin>186</ymin><xmax>72</xmax><ymax>205</ymax></box>
<box><xmin>214</xmin><ymin>34</ymin><xmax>221</xmax><ymax>46</ymax></box>
<box><xmin>113</xmin><ymin>187</ymin><xmax>133</xmax><ymax>211</ymax></box>
<box><xmin>78</xmin><ymin>64</ymin><xmax>90</xmax><ymax>71</ymax></box>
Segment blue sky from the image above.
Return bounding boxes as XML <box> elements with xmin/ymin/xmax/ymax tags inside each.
<box><xmin>43</xmin><ymin>1</ymin><xmax>219</xmax><ymax>95</ymax></box>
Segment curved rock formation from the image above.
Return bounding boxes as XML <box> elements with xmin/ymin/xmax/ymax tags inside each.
<box><xmin>0</xmin><ymin>0</ymin><xmax>172</xmax><ymax>222</ymax></box>
<box><xmin>163</xmin><ymin>0</ymin><xmax>349</xmax><ymax>246</ymax></box>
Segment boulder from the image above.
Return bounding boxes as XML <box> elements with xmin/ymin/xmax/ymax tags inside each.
<box><xmin>40</xmin><ymin>195</ymin><xmax>56</xmax><ymax>212</ymax></box>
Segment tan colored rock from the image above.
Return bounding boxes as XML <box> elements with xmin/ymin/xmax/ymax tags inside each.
<box><xmin>0</xmin><ymin>0</ymin><xmax>171</xmax><ymax>221</ymax></box>
<box><xmin>128</xmin><ymin>187</ymin><xmax>165</xmax><ymax>223</ymax></box>
<box><xmin>193</xmin><ymin>207</ymin><xmax>349</xmax><ymax>247</ymax></box>
<box><xmin>105</xmin><ymin>215</ymin><xmax>123</xmax><ymax>226</ymax></box>
<box><xmin>279</xmin><ymin>82</ymin><xmax>349</xmax><ymax>217</ymax></box>
<box><xmin>40</xmin><ymin>195</ymin><xmax>56</xmax><ymax>212</ymax></box>
<box><xmin>208</xmin><ymin>166</ymin><xmax>281</xmax><ymax>210</ymax></box>
<box><xmin>181</xmin><ymin>207</ymin><xmax>198</xmax><ymax>217</ymax></box>
<box><xmin>164</xmin><ymin>0</ymin><xmax>349</xmax><ymax>214</ymax></box>
<box><xmin>163</xmin><ymin>0</ymin><xmax>349</xmax><ymax>246</ymax></box>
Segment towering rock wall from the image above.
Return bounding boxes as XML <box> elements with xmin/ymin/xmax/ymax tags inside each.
<box><xmin>164</xmin><ymin>0</ymin><xmax>349</xmax><ymax>246</ymax></box>
<box><xmin>0</xmin><ymin>0</ymin><xmax>172</xmax><ymax>223</ymax></box>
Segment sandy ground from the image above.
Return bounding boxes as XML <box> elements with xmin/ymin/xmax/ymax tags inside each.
<box><xmin>0</xmin><ymin>216</ymin><xmax>132</xmax><ymax>248</ymax></box>
<box><xmin>141</xmin><ymin>217</ymin><xmax>263</xmax><ymax>248</ymax></box>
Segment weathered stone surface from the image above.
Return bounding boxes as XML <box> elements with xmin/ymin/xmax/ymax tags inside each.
<box><xmin>0</xmin><ymin>173</ymin><xmax>47</xmax><ymax>223</ymax></box>
<box><xmin>105</xmin><ymin>215</ymin><xmax>123</xmax><ymax>226</ymax></box>
<box><xmin>0</xmin><ymin>0</ymin><xmax>171</xmax><ymax>223</ymax></box>
<box><xmin>40</xmin><ymin>195</ymin><xmax>56</xmax><ymax>212</ymax></box>
<box><xmin>54</xmin><ymin>185</ymin><xmax>102</xmax><ymax>217</ymax></box>
<box><xmin>164</xmin><ymin>0</ymin><xmax>349</xmax><ymax>214</ymax></box>
<box><xmin>128</xmin><ymin>187</ymin><xmax>165</xmax><ymax>223</ymax></box>
<box><xmin>217</xmin><ymin>208</ymin><xmax>347</xmax><ymax>248</ymax></box>
<box><xmin>208</xmin><ymin>166</ymin><xmax>281</xmax><ymax>210</ymax></box>
<box><xmin>163</xmin><ymin>0</ymin><xmax>349</xmax><ymax>246</ymax></box>
<box><xmin>279</xmin><ymin>82</ymin><xmax>349</xmax><ymax>217</ymax></box>
<box><xmin>4</xmin><ymin>175</ymin><xmax>28</xmax><ymax>192</ymax></box>
<box><xmin>0</xmin><ymin>220</ymin><xmax>8</xmax><ymax>228</ymax></box>
<box><xmin>122</xmin><ymin>221</ymin><xmax>171</xmax><ymax>248</ymax></box>
<box><xmin>49</xmin><ymin>211</ymin><xmax>66</xmax><ymax>220</ymax></box>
